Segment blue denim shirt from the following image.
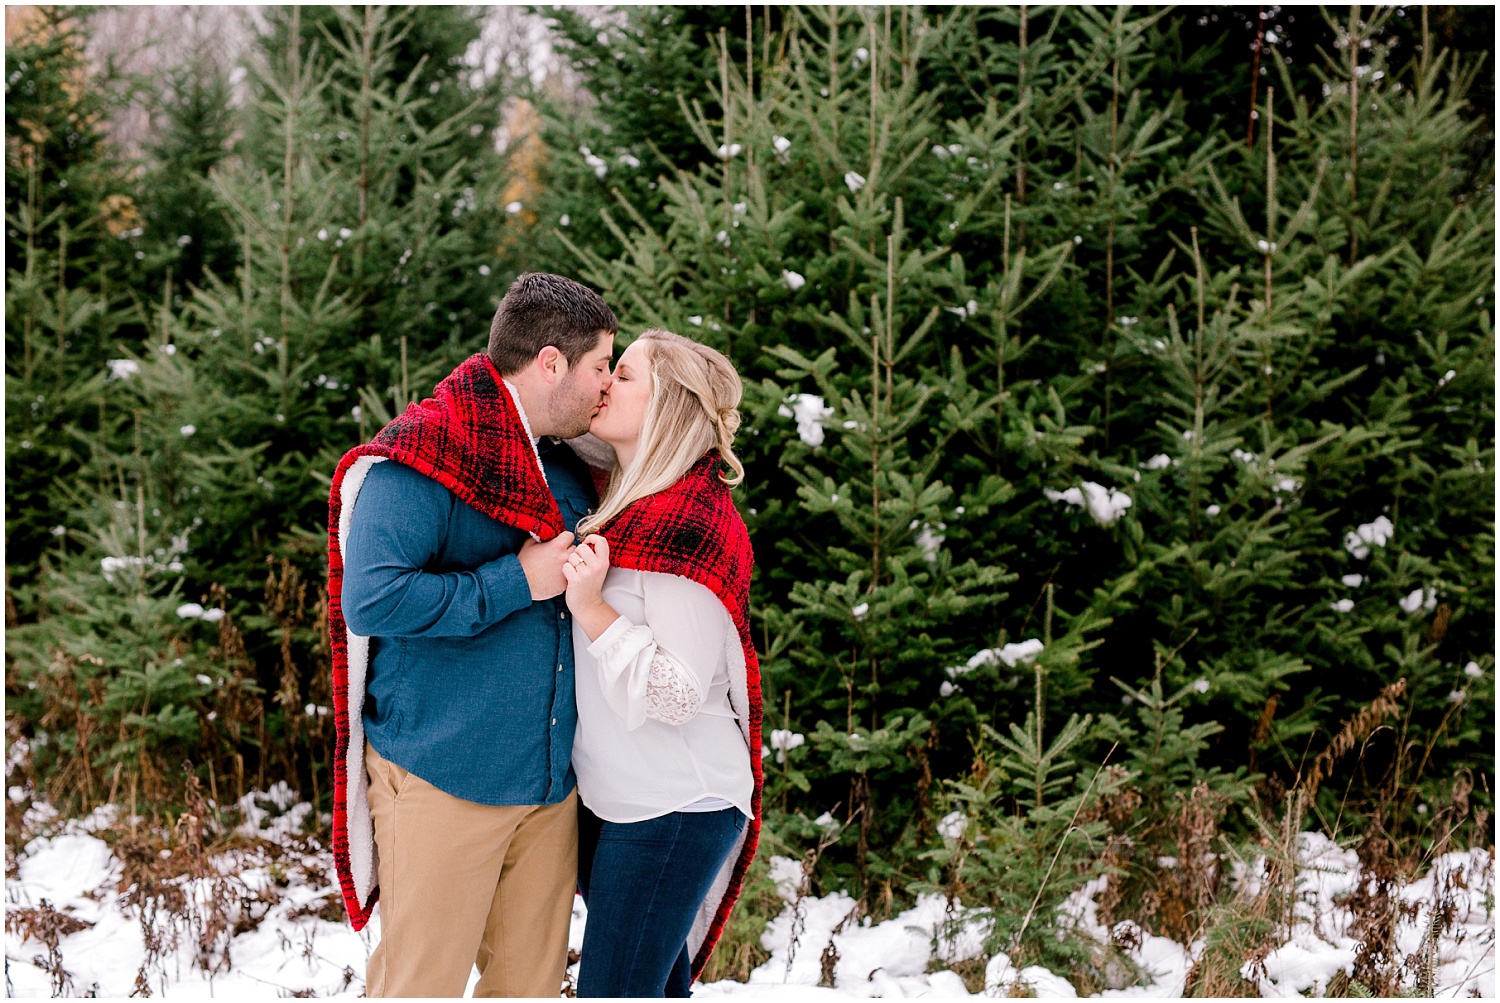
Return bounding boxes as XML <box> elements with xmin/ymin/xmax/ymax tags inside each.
<box><xmin>341</xmin><ymin>439</ymin><xmax>594</xmax><ymax>805</ymax></box>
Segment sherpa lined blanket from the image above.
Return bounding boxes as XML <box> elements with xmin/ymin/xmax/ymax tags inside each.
<box><xmin>325</xmin><ymin>353</ymin><xmax>563</xmax><ymax>929</ymax></box>
<box><xmin>599</xmin><ymin>453</ymin><xmax>763</xmax><ymax>980</ymax></box>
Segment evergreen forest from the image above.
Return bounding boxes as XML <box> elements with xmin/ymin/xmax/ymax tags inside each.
<box><xmin>5</xmin><ymin>5</ymin><xmax>1494</xmax><ymax>995</ymax></box>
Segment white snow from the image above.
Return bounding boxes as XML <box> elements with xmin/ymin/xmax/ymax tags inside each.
<box><xmin>777</xmin><ymin>393</ymin><xmax>830</xmax><ymax>446</ymax></box>
<box><xmin>987</xmin><ymin>952</ymin><xmax>1078</xmax><ymax>996</ymax></box>
<box><xmin>843</xmin><ymin>171</ymin><xmax>866</xmax><ymax>192</ymax></box>
<box><xmin>5</xmin><ymin>802</ymin><xmax>1492</xmax><ymax>1000</ymax></box>
<box><xmin>937</xmin><ymin>811</ymin><xmax>967</xmax><ymax>839</ymax></box>
<box><xmin>105</xmin><ymin>359</ymin><xmax>140</xmax><ymax>380</ymax></box>
<box><xmin>997</xmin><ymin>639</ymin><xmax>1045</xmax><ymax>667</ymax></box>
<box><xmin>1344</xmin><ymin>516</ymin><xmax>1394</xmax><ymax>559</ymax></box>
<box><xmin>950</xmin><ymin>640</ymin><xmax>1043</xmax><ymax>679</ymax></box>
<box><xmin>1341</xmin><ymin>574</ymin><xmax>1363</xmax><ymax>587</ymax></box>
<box><xmin>1045</xmin><ymin>482</ymin><xmax>1133</xmax><ymax>525</ymax></box>
<box><xmin>782</xmin><ymin>269</ymin><xmax>806</xmax><ymax>291</ymax></box>
<box><xmin>1141</xmin><ymin>454</ymin><xmax>1172</xmax><ymax>471</ymax></box>
<box><xmin>1399</xmin><ymin>587</ymin><xmax>1437</xmax><ymax>615</ymax></box>
<box><xmin>767</xmin><ymin>730</ymin><xmax>805</xmax><ymax>764</ymax></box>
<box><xmin>915</xmin><ymin>523</ymin><xmax>945</xmax><ymax>563</ymax></box>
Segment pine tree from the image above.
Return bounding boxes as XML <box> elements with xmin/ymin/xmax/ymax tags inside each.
<box><xmin>8</xmin><ymin>5</ymin><xmax>518</xmax><ymax>810</ymax></box>
<box><xmin>547</xmin><ymin>2</ymin><xmax>1492</xmax><ymax>905</ymax></box>
<box><xmin>131</xmin><ymin>18</ymin><xmax>239</xmax><ymax>292</ymax></box>
<box><xmin>551</xmin><ymin>5</ymin><xmax>1207</xmax><ymax>896</ymax></box>
<box><xmin>521</xmin><ymin>5</ymin><xmax>778</xmax><ymax>272</ymax></box>
<box><xmin>1124</xmin><ymin>9</ymin><xmax>1494</xmax><ymax>827</ymax></box>
<box><xmin>5</xmin><ymin>6</ymin><xmax>141</xmax><ymax>585</ymax></box>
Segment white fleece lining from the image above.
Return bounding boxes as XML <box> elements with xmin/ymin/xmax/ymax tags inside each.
<box><xmin>338</xmin><ymin>454</ymin><xmax>387</xmax><ymax>912</ymax></box>
<box><xmin>686</xmin><ymin>623</ymin><xmax>754</xmax><ymax>960</ymax></box>
<box><xmin>502</xmin><ymin>378</ymin><xmax>548</xmax><ymax>490</ymax></box>
<box><xmin>339</xmin><ymin>385</ymin><xmax>549</xmax><ymax>912</ymax></box>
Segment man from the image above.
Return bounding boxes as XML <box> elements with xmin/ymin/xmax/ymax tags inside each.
<box><xmin>326</xmin><ymin>273</ymin><xmax>617</xmax><ymax>997</ymax></box>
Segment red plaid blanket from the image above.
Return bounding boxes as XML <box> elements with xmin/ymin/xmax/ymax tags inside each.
<box><xmin>326</xmin><ymin>353</ymin><xmax>564</xmax><ymax>929</ymax></box>
<box><xmin>599</xmin><ymin>453</ymin><xmax>762</xmax><ymax>979</ymax></box>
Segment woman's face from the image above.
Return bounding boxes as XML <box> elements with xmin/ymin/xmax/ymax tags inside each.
<box><xmin>590</xmin><ymin>340</ymin><xmax>653</xmax><ymax>448</ymax></box>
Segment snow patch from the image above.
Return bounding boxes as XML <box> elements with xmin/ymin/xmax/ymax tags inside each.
<box><xmin>1344</xmin><ymin>516</ymin><xmax>1394</xmax><ymax>559</ymax></box>
<box><xmin>1045</xmin><ymin>482</ymin><xmax>1133</xmax><ymax>525</ymax></box>
<box><xmin>778</xmin><ymin>394</ymin><xmax>831</xmax><ymax>446</ymax></box>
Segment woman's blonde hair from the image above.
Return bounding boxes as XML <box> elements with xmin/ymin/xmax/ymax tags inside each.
<box><xmin>578</xmin><ymin>329</ymin><xmax>744</xmax><ymax>535</ymax></box>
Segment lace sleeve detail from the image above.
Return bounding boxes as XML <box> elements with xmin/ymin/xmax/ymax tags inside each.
<box><xmin>644</xmin><ymin>649</ymin><xmax>705</xmax><ymax>725</ymax></box>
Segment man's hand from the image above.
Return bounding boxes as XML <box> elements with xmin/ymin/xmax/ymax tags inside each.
<box><xmin>519</xmin><ymin>531</ymin><xmax>575</xmax><ymax>600</ymax></box>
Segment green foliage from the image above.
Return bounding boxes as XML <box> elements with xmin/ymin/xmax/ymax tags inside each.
<box><xmin>4</xmin><ymin>13</ymin><xmax>1493</xmax><ymax>987</ymax></box>
<box><xmin>5</xmin><ymin>7</ymin><xmax>142</xmax><ymax>585</ymax></box>
<box><xmin>131</xmin><ymin>36</ymin><xmax>239</xmax><ymax>291</ymax></box>
<box><xmin>1098</xmin><ymin>654</ymin><xmax>1252</xmax><ymax>812</ymax></box>
<box><xmin>537</xmin><ymin>0</ymin><xmax>1492</xmax><ymax>910</ymax></box>
<box><xmin>6</xmin><ymin>5</ymin><xmax>515</xmax><ymax>810</ymax></box>
<box><xmin>919</xmin><ymin>708</ymin><xmax>1122</xmax><ymax>982</ymax></box>
<box><xmin>523</xmin><ymin>5</ymin><xmax>774</xmax><ymax>270</ymax></box>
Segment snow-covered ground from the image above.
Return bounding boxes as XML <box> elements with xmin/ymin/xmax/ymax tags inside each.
<box><xmin>5</xmin><ymin>789</ymin><xmax>1493</xmax><ymax>998</ymax></box>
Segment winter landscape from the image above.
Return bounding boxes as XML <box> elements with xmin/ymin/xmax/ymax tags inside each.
<box><xmin>6</xmin><ymin>5</ymin><xmax>1493</xmax><ymax>999</ymax></box>
<box><xmin>5</xmin><ymin>775</ymin><xmax>1493</xmax><ymax>998</ymax></box>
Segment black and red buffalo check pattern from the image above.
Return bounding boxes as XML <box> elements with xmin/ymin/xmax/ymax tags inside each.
<box><xmin>600</xmin><ymin>453</ymin><xmax>762</xmax><ymax>980</ymax></box>
<box><xmin>326</xmin><ymin>353</ymin><xmax>565</xmax><ymax>930</ymax></box>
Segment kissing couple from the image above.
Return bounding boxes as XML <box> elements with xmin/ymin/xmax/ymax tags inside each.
<box><xmin>324</xmin><ymin>273</ymin><xmax>762</xmax><ymax>997</ymax></box>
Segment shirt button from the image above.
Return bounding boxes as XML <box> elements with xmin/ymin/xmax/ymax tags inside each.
<box><xmin>559</xmin><ymin>611</ymin><xmax>566</xmax><ymax>620</ymax></box>
<box><xmin>551</xmin><ymin>718</ymin><xmax>557</xmax><ymax>726</ymax></box>
<box><xmin>557</xmin><ymin>663</ymin><xmax>563</xmax><ymax>672</ymax></box>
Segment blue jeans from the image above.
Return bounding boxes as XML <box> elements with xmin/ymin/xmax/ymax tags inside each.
<box><xmin>577</xmin><ymin>803</ymin><xmax>747</xmax><ymax>998</ymax></box>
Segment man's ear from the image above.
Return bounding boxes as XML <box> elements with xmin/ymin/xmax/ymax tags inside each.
<box><xmin>537</xmin><ymin>346</ymin><xmax>565</xmax><ymax>384</ymax></box>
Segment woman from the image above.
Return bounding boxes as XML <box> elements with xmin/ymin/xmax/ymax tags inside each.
<box><xmin>560</xmin><ymin>329</ymin><xmax>762</xmax><ymax>997</ymax></box>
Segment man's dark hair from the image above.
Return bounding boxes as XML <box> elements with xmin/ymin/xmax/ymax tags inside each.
<box><xmin>487</xmin><ymin>273</ymin><xmax>618</xmax><ymax>375</ymax></box>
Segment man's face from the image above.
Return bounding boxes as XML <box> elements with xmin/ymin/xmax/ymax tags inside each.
<box><xmin>547</xmin><ymin>330</ymin><xmax>615</xmax><ymax>438</ymax></box>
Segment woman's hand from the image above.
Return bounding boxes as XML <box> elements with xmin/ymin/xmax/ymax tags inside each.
<box><xmin>562</xmin><ymin>534</ymin><xmax>617</xmax><ymax>639</ymax></box>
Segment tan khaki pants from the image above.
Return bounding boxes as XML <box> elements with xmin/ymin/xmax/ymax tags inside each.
<box><xmin>364</xmin><ymin>742</ymin><xmax>578</xmax><ymax>998</ymax></box>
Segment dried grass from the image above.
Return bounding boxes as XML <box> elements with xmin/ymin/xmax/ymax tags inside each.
<box><xmin>5</xmin><ymin>898</ymin><xmax>94</xmax><ymax>995</ymax></box>
<box><xmin>1302</xmin><ymin>679</ymin><xmax>1408</xmax><ymax>799</ymax></box>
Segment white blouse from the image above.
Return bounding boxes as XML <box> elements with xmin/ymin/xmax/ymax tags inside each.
<box><xmin>571</xmin><ymin>569</ymin><xmax>754</xmax><ymax>824</ymax></box>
